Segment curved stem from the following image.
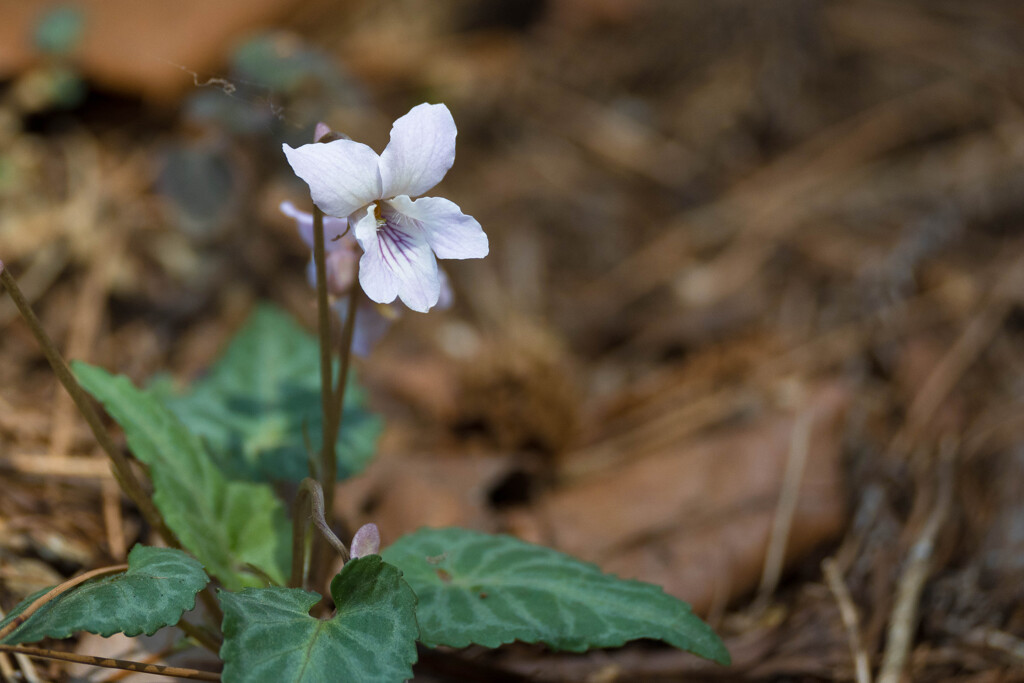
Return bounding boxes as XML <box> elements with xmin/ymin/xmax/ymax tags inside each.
<box><xmin>0</xmin><ymin>564</ymin><xmax>127</xmax><ymax>642</ymax></box>
<box><xmin>0</xmin><ymin>563</ymin><xmax>221</xmax><ymax>655</ymax></box>
<box><xmin>1</xmin><ymin>262</ymin><xmax>224</xmax><ymax>631</ymax></box>
<box><xmin>290</xmin><ymin>478</ymin><xmax>350</xmax><ymax>590</ymax></box>
<box><xmin>0</xmin><ymin>264</ymin><xmax>181</xmax><ymax>551</ymax></box>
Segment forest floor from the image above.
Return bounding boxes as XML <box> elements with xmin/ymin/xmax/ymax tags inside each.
<box><xmin>3</xmin><ymin>1</ymin><xmax>1024</xmax><ymax>681</ymax></box>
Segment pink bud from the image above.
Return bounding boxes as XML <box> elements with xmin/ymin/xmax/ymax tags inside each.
<box><xmin>313</xmin><ymin>122</ymin><xmax>333</xmax><ymax>143</ymax></box>
<box><xmin>350</xmin><ymin>523</ymin><xmax>380</xmax><ymax>559</ymax></box>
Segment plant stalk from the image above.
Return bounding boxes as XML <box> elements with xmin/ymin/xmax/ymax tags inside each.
<box><xmin>290</xmin><ymin>478</ymin><xmax>350</xmax><ymax>590</ymax></box>
<box><xmin>332</xmin><ymin>275</ymin><xmax>360</xmax><ymax>435</ymax></box>
<box><xmin>309</xmin><ymin>206</ymin><xmax>338</xmax><ymax>591</ymax></box>
<box><xmin>0</xmin><ymin>264</ymin><xmax>180</xmax><ymax>550</ymax></box>
<box><xmin>1</xmin><ymin>261</ymin><xmax>225</xmax><ymax>631</ymax></box>
<box><xmin>329</xmin><ymin>263</ymin><xmax>360</xmax><ymax>538</ymax></box>
<box><xmin>311</xmin><ymin>206</ymin><xmax>336</xmax><ymax>495</ymax></box>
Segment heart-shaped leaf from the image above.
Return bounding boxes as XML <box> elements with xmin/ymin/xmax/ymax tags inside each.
<box><xmin>75</xmin><ymin>362</ymin><xmax>291</xmax><ymax>589</ymax></box>
<box><xmin>382</xmin><ymin>527</ymin><xmax>730</xmax><ymax>664</ymax></box>
<box><xmin>0</xmin><ymin>546</ymin><xmax>208</xmax><ymax>645</ymax></box>
<box><xmin>157</xmin><ymin>305</ymin><xmax>382</xmax><ymax>483</ymax></box>
<box><xmin>219</xmin><ymin>556</ymin><xmax>418</xmax><ymax>683</ymax></box>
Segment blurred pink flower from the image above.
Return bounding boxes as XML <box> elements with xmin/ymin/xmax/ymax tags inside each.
<box><xmin>279</xmin><ymin>202</ymin><xmax>453</xmax><ymax>356</ymax></box>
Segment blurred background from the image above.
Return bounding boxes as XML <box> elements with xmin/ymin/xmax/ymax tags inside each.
<box><xmin>3</xmin><ymin>0</ymin><xmax>1024</xmax><ymax>680</ymax></box>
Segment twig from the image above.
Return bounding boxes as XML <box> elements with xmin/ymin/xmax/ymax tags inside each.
<box><xmin>0</xmin><ymin>644</ymin><xmax>219</xmax><ymax>681</ymax></box>
<box><xmin>580</xmin><ymin>78</ymin><xmax>977</xmax><ymax>315</ymax></box>
<box><xmin>2</xmin><ymin>262</ymin><xmax>226</xmax><ymax>630</ymax></box>
<box><xmin>823</xmin><ymin>558</ymin><xmax>872</xmax><ymax>683</ymax></box>
<box><xmin>18</xmin><ymin>657</ymin><xmax>40</xmax><ymax>683</ymax></box>
<box><xmin>754</xmin><ymin>405</ymin><xmax>814</xmax><ymax>606</ymax></box>
<box><xmin>102</xmin><ymin>475</ymin><xmax>127</xmax><ymax>559</ymax></box>
<box><xmin>0</xmin><ymin>561</ymin><xmax>219</xmax><ymax>665</ymax></box>
<box><xmin>0</xmin><ymin>453</ymin><xmax>113</xmax><ymax>479</ymax></box>
<box><xmin>0</xmin><ymin>245</ymin><xmax>70</xmax><ymax>327</ymax></box>
<box><xmin>0</xmin><ymin>607</ymin><xmax>39</xmax><ymax>683</ymax></box>
<box><xmin>290</xmin><ymin>478</ymin><xmax>350</xmax><ymax>590</ymax></box>
<box><xmin>965</xmin><ymin>626</ymin><xmax>1024</xmax><ymax>662</ymax></box>
<box><xmin>876</xmin><ymin>440</ymin><xmax>956</xmax><ymax>683</ymax></box>
<box><xmin>0</xmin><ymin>564</ymin><xmax>127</xmax><ymax>642</ymax></box>
<box><xmin>0</xmin><ymin>263</ymin><xmax>182</xmax><ymax>552</ymax></box>
<box><xmin>894</xmin><ymin>253</ymin><xmax>1024</xmax><ymax>452</ymax></box>
<box><xmin>49</xmin><ymin>235</ymin><xmax>123</xmax><ymax>462</ymax></box>
<box><xmin>99</xmin><ymin>643</ymin><xmax>178</xmax><ymax>682</ymax></box>
<box><xmin>0</xmin><ymin>648</ymin><xmax>15</xmax><ymax>682</ymax></box>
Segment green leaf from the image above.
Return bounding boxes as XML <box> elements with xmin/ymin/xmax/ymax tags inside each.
<box><xmin>74</xmin><ymin>362</ymin><xmax>291</xmax><ymax>589</ymax></box>
<box><xmin>382</xmin><ymin>527</ymin><xmax>730</xmax><ymax>664</ymax></box>
<box><xmin>0</xmin><ymin>546</ymin><xmax>208</xmax><ymax>645</ymax></box>
<box><xmin>158</xmin><ymin>304</ymin><xmax>382</xmax><ymax>483</ymax></box>
<box><xmin>219</xmin><ymin>556</ymin><xmax>418</xmax><ymax>683</ymax></box>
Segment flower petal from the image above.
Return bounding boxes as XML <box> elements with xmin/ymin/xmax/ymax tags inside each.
<box><xmin>437</xmin><ymin>268</ymin><xmax>454</xmax><ymax>310</ymax></box>
<box><xmin>354</xmin><ymin>207</ymin><xmax>441</xmax><ymax>313</ymax></box>
<box><xmin>379</xmin><ymin>103</ymin><xmax>457</xmax><ymax>199</ymax></box>
<box><xmin>279</xmin><ymin>201</ymin><xmax>350</xmax><ymax>250</ymax></box>
<box><xmin>386</xmin><ymin>195</ymin><xmax>488</xmax><ymax>260</ymax></box>
<box><xmin>340</xmin><ymin>300</ymin><xmax>397</xmax><ymax>356</ymax></box>
<box><xmin>282</xmin><ymin>140</ymin><xmax>382</xmax><ymax>218</ymax></box>
<box><xmin>350</xmin><ymin>523</ymin><xmax>381</xmax><ymax>559</ymax></box>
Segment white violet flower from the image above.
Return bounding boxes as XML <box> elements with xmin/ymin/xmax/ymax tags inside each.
<box><xmin>283</xmin><ymin>103</ymin><xmax>488</xmax><ymax>313</ymax></box>
<box><xmin>279</xmin><ymin>201</ymin><xmax>453</xmax><ymax>355</ymax></box>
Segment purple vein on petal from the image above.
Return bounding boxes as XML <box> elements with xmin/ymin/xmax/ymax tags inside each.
<box><xmin>379</xmin><ymin>224</ymin><xmax>417</xmax><ymax>269</ymax></box>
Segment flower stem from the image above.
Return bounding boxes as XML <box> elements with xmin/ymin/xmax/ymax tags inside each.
<box><xmin>329</xmin><ymin>264</ymin><xmax>360</xmax><ymax>526</ymax></box>
<box><xmin>311</xmin><ymin>205</ymin><xmax>335</xmax><ymax>482</ymax></box>
<box><xmin>0</xmin><ymin>262</ymin><xmax>225</xmax><ymax>627</ymax></box>
<box><xmin>0</xmin><ymin>264</ymin><xmax>180</xmax><ymax>551</ymax></box>
<box><xmin>290</xmin><ymin>478</ymin><xmax>350</xmax><ymax>590</ymax></box>
<box><xmin>310</xmin><ymin>206</ymin><xmax>339</xmax><ymax>589</ymax></box>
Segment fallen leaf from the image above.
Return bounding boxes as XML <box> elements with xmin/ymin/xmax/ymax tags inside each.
<box><xmin>505</xmin><ymin>382</ymin><xmax>848</xmax><ymax>614</ymax></box>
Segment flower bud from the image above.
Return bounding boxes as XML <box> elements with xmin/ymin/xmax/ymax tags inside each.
<box><xmin>350</xmin><ymin>523</ymin><xmax>381</xmax><ymax>559</ymax></box>
<box><xmin>313</xmin><ymin>122</ymin><xmax>350</xmax><ymax>144</ymax></box>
